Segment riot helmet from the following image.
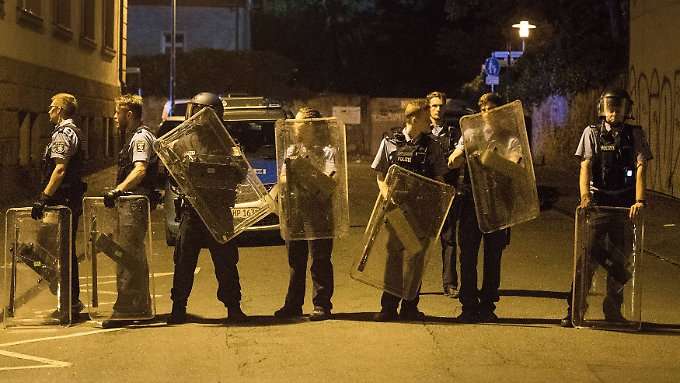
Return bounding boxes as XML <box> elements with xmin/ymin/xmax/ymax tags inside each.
<box><xmin>597</xmin><ymin>88</ymin><xmax>633</xmax><ymax>120</ymax></box>
<box><xmin>186</xmin><ymin>92</ymin><xmax>224</xmax><ymax>119</ymax></box>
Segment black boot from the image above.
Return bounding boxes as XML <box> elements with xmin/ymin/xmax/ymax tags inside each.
<box><xmin>167</xmin><ymin>303</ymin><xmax>187</xmax><ymax>325</ymax></box>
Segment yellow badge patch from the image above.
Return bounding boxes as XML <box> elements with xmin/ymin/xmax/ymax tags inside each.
<box><xmin>135</xmin><ymin>141</ymin><xmax>146</xmax><ymax>152</ymax></box>
<box><xmin>53</xmin><ymin>141</ymin><xmax>66</xmax><ymax>154</ymax></box>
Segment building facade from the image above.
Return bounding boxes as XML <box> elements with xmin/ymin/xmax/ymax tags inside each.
<box><xmin>0</xmin><ymin>0</ymin><xmax>128</xmax><ymax>202</ymax></box>
<box><xmin>628</xmin><ymin>0</ymin><xmax>680</xmax><ymax>198</ymax></box>
<box><xmin>127</xmin><ymin>0</ymin><xmax>251</xmax><ymax>56</ymax></box>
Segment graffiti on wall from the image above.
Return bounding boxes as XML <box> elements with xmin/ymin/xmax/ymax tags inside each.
<box><xmin>628</xmin><ymin>66</ymin><xmax>680</xmax><ymax>198</ymax></box>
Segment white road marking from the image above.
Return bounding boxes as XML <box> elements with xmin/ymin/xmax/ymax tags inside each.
<box><xmin>0</xmin><ymin>328</ymin><xmax>122</xmax><ymax>371</ymax></box>
<box><xmin>0</xmin><ymin>349</ymin><xmax>71</xmax><ymax>371</ymax></box>
<box><xmin>0</xmin><ymin>328</ymin><xmax>122</xmax><ymax>348</ymax></box>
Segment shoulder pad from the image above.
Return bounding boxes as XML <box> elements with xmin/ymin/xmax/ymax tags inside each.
<box><xmin>387</xmin><ymin>131</ymin><xmax>406</xmax><ymax>144</ymax></box>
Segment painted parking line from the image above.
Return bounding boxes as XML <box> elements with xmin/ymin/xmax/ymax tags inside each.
<box><xmin>0</xmin><ymin>349</ymin><xmax>71</xmax><ymax>371</ymax></box>
<box><xmin>0</xmin><ymin>328</ymin><xmax>122</xmax><ymax>371</ymax></box>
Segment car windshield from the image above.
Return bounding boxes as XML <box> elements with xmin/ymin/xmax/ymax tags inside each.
<box><xmin>224</xmin><ymin>120</ymin><xmax>276</xmax><ymax>160</ymax></box>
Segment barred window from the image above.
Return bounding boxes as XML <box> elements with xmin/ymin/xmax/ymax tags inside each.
<box><xmin>81</xmin><ymin>0</ymin><xmax>95</xmax><ymax>41</ymax></box>
<box><xmin>103</xmin><ymin>0</ymin><xmax>115</xmax><ymax>51</ymax></box>
<box><xmin>54</xmin><ymin>0</ymin><xmax>71</xmax><ymax>29</ymax></box>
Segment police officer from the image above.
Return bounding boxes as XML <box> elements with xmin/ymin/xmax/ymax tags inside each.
<box><xmin>427</xmin><ymin>91</ymin><xmax>460</xmax><ymax>298</ymax></box>
<box><xmin>102</xmin><ymin>94</ymin><xmax>157</xmax><ymax>327</ymax></box>
<box><xmin>274</xmin><ymin>107</ymin><xmax>336</xmax><ymax>321</ymax></box>
<box><xmin>167</xmin><ymin>92</ymin><xmax>248</xmax><ymax>324</ymax></box>
<box><xmin>370</xmin><ymin>99</ymin><xmax>448</xmax><ymax>321</ymax></box>
<box><xmin>447</xmin><ymin>93</ymin><xmax>516</xmax><ymax>323</ymax></box>
<box><xmin>560</xmin><ymin>88</ymin><xmax>652</xmax><ymax>327</ymax></box>
<box><xmin>31</xmin><ymin>92</ymin><xmax>87</xmax><ymax>321</ymax></box>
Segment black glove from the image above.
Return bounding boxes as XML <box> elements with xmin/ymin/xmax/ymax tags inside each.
<box><xmin>104</xmin><ymin>189</ymin><xmax>124</xmax><ymax>208</ymax></box>
<box><xmin>31</xmin><ymin>193</ymin><xmax>50</xmax><ymax>220</ymax></box>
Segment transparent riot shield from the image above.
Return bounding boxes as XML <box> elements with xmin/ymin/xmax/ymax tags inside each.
<box><xmin>275</xmin><ymin>117</ymin><xmax>350</xmax><ymax>240</ymax></box>
<box><xmin>2</xmin><ymin>206</ymin><xmax>72</xmax><ymax>327</ymax></box>
<box><xmin>459</xmin><ymin>100</ymin><xmax>539</xmax><ymax>232</ymax></box>
<box><xmin>572</xmin><ymin>206</ymin><xmax>644</xmax><ymax>330</ymax></box>
<box><xmin>350</xmin><ymin>165</ymin><xmax>455</xmax><ymax>300</ymax></box>
<box><xmin>82</xmin><ymin>196</ymin><xmax>155</xmax><ymax>323</ymax></box>
<box><xmin>154</xmin><ymin>107</ymin><xmax>275</xmax><ymax>243</ymax></box>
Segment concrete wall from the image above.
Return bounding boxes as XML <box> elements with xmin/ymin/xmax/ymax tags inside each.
<box><xmin>128</xmin><ymin>5</ymin><xmax>250</xmax><ymax>56</ymax></box>
<box><xmin>628</xmin><ymin>0</ymin><xmax>680</xmax><ymax>197</ymax></box>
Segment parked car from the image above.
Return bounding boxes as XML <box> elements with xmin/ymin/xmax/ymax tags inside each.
<box><xmin>158</xmin><ymin>96</ymin><xmax>290</xmax><ymax>245</ymax></box>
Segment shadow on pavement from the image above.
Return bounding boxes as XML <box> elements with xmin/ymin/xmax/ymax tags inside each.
<box><xmin>499</xmin><ymin>289</ymin><xmax>569</xmax><ymax>300</ymax></box>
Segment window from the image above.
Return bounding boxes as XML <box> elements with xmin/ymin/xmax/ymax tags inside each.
<box><xmin>162</xmin><ymin>32</ymin><xmax>184</xmax><ymax>54</ymax></box>
<box><xmin>17</xmin><ymin>0</ymin><xmax>43</xmax><ymax>29</ymax></box>
<box><xmin>102</xmin><ymin>0</ymin><xmax>115</xmax><ymax>56</ymax></box>
<box><xmin>53</xmin><ymin>0</ymin><xmax>72</xmax><ymax>39</ymax></box>
<box><xmin>80</xmin><ymin>0</ymin><xmax>95</xmax><ymax>48</ymax></box>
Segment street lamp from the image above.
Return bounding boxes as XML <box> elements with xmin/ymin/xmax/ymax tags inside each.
<box><xmin>512</xmin><ymin>20</ymin><xmax>536</xmax><ymax>52</ymax></box>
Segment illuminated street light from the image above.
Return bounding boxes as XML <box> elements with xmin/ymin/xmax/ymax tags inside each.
<box><xmin>512</xmin><ymin>20</ymin><xmax>536</xmax><ymax>51</ymax></box>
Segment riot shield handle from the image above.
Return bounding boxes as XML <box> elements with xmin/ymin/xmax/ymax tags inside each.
<box><xmin>89</xmin><ymin>216</ymin><xmax>99</xmax><ymax>308</ymax></box>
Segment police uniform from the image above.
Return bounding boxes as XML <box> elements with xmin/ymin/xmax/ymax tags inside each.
<box><xmin>430</xmin><ymin>121</ymin><xmax>461</xmax><ymax>294</ymax></box>
<box><xmin>280</xmin><ymin>143</ymin><xmax>337</xmax><ymax>315</ymax></box>
<box><xmin>454</xmin><ymin>134</ymin><xmax>514</xmax><ymax>320</ymax></box>
<box><xmin>42</xmin><ymin>118</ymin><xmax>87</xmax><ymax>313</ymax></box>
<box><xmin>111</xmin><ymin>126</ymin><xmax>158</xmax><ymax>315</ymax></box>
<box><xmin>566</xmin><ymin>121</ymin><xmax>652</xmax><ymax>319</ymax></box>
<box><xmin>170</xmin><ymin>134</ymin><xmax>244</xmax><ymax>315</ymax></box>
<box><xmin>371</xmin><ymin>128</ymin><xmax>448</xmax><ymax>315</ymax></box>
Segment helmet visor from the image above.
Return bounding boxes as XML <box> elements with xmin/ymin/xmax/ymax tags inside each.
<box><xmin>185</xmin><ymin>102</ymin><xmax>209</xmax><ymax>119</ymax></box>
<box><xmin>602</xmin><ymin>97</ymin><xmax>630</xmax><ymax>116</ymax></box>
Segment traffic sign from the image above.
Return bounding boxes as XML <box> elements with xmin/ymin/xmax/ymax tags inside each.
<box><xmin>484</xmin><ymin>57</ymin><xmax>501</xmax><ymax>76</ymax></box>
<box><xmin>485</xmin><ymin>74</ymin><xmax>499</xmax><ymax>85</ymax></box>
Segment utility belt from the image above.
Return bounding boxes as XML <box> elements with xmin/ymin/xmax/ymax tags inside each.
<box><xmin>592</xmin><ymin>186</ymin><xmax>635</xmax><ymax>207</ymax></box>
<box><xmin>50</xmin><ymin>181</ymin><xmax>88</xmax><ymax>206</ymax></box>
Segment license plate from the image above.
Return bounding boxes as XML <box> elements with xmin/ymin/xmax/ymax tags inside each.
<box><xmin>231</xmin><ymin>207</ymin><xmax>259</xmax><ymax>219</ymax></box>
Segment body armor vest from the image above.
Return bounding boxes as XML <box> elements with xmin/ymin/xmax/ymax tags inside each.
<box><xmin>431</xmin><ymin>124</ymin><xmax>460</xmax><ymax>185</ymax></box>
<box><xmin>42</xmin><ymin>122</ymin><xmax>85</xmax><ymax>202</ymax></box>
<box><xmin>387</xmin><ymin>132</ymin><xmax>430</xmax><ymax>176</ymax></box>
<box><xmin>117</xmin><ymin>126</ymin><xmax>159</xmax><ymax>195</ymax></box>
<box><xmin>592</xmin><ymin>123</ymin><xmax>636</xmax><ymax>203</ymax></box>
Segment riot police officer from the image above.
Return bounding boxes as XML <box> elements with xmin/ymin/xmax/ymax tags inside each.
<box><xmin>370</xmin><ymin>100</ymin><xmax>448</xmax><ymax>321</ymax></box>
<box><xmin>102</xmin><ymin>94</ymin><xmax>157</xmax><ymax>327</ymax></box>
<box><xmin>31</xmin><ymin>92</ymin><xmax>87</xmax><ymax>320</ymax></box>
<box><xmin>447</xmin><ymin>93</ymin><xmax>516</xmax><ymax>323</ymax></box>
<box><xmin>167</xmin><ymin>92</ymin><xmax>248</xmax><ymax>324</ymax></box>
<box><xmin>560</xmin><ymin>88</ymin><xmax>652</xmax><ymax>327</ymax></box>
<box><xmin>274</xmin><ymin>107</ymin><xmax>337</xmax><ymax>321</ymax></box>
<box><xmin>427</xmin><ymin>91</ymin><xmax>461</xmax><ymax>298</ymax></box>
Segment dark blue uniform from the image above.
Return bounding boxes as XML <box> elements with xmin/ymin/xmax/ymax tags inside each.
<box><xmin>371</xmin><ymin>129</ymin><xmax>448</xmax><ymax>316</ymax></box>
<box><xmin>41</xmin><ymin>119</ymin><xmax>87</xmax><ymax>315</ymax></box>
<box><xmin>567</xmin><ymin>122</ymin><xmax>652</xmax><ymax>319</ymax></box>
<box><xmin>431</xmin><ymin>121</ymin><xmax>461</xmax><ymax>294</ymax></box>
<box><xmin>111</xmin><ymin>126</ymin><xmax>157</xmax><ymax>315</ymax></box>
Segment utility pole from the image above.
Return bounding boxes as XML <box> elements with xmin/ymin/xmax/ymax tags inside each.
<box><xmin>169</xmin><ymin>0</ymin><xmax>176</xmax><ymax>110</ymax></box>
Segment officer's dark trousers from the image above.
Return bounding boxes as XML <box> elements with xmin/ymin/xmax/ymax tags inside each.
<box><xmin>171</xmin><ymin>208</ymin><xmax>241</xmax><ymax>309</ymax></box>
<box><xmin>441</xmin><ymin>199</ymin><xmax>460</xmax><ymax>289</ymax></box>
<box><xmin>284</xmin><ymin>239</ymin><xmax>334</xmax><ymax>310</ymax></box>
<box><xmin>113</xmin><ymin>197</ymin><xmax>151</xmax><ymax>314</ymax></box>
<box><xmin>566</xmin><ymin>210</ymin><xmax>627</xmax><ymax>316</ymax></box>
<box><xmin>380</xmin><ymin>226</ymin><xmax>422</xmax><ymax>313</ymax></box>
<box><xmin>457</xmin><ymin>193</ymin><xmax>506</xmax><ymax>314</ymax></box>
<box><xmin>52</xmin><ymin>198</ymin><xmax>82</xmax><ymax>310</ymax></box>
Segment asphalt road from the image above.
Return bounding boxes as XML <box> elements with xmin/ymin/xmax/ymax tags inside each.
<box><xmin>1</xmin><ymin>162</ymin><xmax>679</xmax><ymax>382</ymax></box>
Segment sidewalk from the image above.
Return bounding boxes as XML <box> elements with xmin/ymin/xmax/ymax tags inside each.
<box><xmin>534</xmin><ymin>165</ymin><xmax>680</xmax><ymax>266</ymax></box>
